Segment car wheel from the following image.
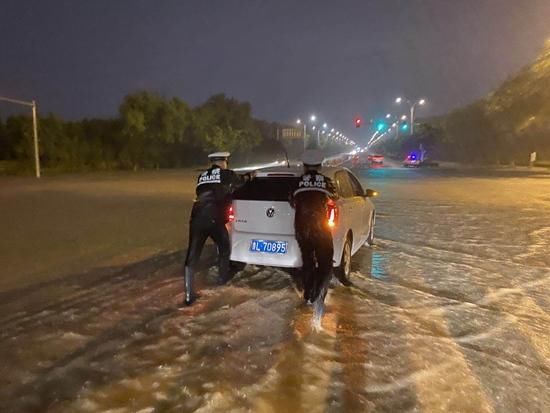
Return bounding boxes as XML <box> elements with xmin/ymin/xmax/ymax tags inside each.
<box><xmin>367</xmin><ymin>211</ymin><xmax>375</xmax><ymax>246</ymax></box>
<box><xmin>334</xmin><ymin>235</ymin><xmax>352</xmax><ymax>285</ymax></box>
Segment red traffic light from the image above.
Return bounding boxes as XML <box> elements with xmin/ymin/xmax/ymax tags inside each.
<box><xmin>355</xmin><ymin>117</ymin><xmax>362</xmax><ymax>128</ymax></box>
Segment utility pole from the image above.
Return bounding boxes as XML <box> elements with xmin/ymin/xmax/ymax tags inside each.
<box><xmin>410</xmin><ymin>105</ymin><xmax>415</xmax><ymax>135</ymax></box>
<box><xmin>0</xmin><ymin>96</ymin><xmax>41</xmax><ymax>178</ymax></box>
<box><xmin>302</xmin><ymin>123</ymin><xmax>307</xmax><ymax>150</ymax></box>
<box><xmin>31</xmin><ymin>101</ymin><xmax>40</xmax><ymax>178</ymax></box>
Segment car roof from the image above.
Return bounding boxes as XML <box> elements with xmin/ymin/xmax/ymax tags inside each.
<box><xmin>254</xmin><ymin>165</ymin><xmax>348</xmax><ymax>179</ymax></box>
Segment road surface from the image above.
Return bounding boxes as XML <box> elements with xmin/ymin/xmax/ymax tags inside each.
<box><xmin>0</xmin><ymin>166</ymin><xmax>549</xmax><ymax>412</ymax></box>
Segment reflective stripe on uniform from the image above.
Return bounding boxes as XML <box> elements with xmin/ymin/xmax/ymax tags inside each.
<box><xmin>293</xmin><ymin>187</ymin><xmax>332</xmax><ymax>196</ymax></box>
<box><xmin>197</xmin><ymin>178</ymin><xmax>221</xmax><ymax>186</ymax></box>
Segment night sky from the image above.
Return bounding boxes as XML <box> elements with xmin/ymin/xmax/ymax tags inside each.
<box><xmin>1</xmin><ymin>0</ymin><xmax>550</xmax><ymax>138</ymax></box>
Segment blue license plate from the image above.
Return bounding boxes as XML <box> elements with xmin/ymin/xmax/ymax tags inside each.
<box><xmin>250</xmin><ymin>239</ymin><xmax>288</xmax><ymax>254</ymax></box>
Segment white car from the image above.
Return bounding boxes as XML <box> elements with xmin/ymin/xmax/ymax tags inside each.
<box><xmin>228</xmin><ymin>166</ymin><xmax>377</xmax><ymax>280</ymax></box>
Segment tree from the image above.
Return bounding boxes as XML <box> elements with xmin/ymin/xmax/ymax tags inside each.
<box><xmin>39</xmin><ymin>114</ymin><xmax>69</xmax><ymax>168</ymax></box>
<box><xmin>0</xmin><ymin>117</ymin><xmax>9</xmax><ymax>160</ymax></box>
<box><xmin>119</xmin><ymin>91</ymin><xmax>192</xmax><ymax>169</ymax></box>
<box><xmin>194</xmin><ymin>94</ymin><xmax>261</xmax><ymax>157</ymax></box>
<box><xmin>0</xmin><ymin>90</ymin><xmax>274</xmax><ymax>173</ymax></box>
<box><xmin>5</xmin><ymin>116</ymin><xmax>33</xmax><ymax>166</ymax></box>
<box><xmin>203</xmin><ymin>125</ymin><xmax>260</xmax><ymax>154</ymax></box>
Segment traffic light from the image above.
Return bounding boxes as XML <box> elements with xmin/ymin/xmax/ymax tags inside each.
<box><xmin>355</xmin><ymin>117</ymin><xmax>362</xmax><ymax>128</ymax></box>
<box><xmin>376</xmin><ymin>122</ymin><xmax>385</xmax><ymax>131</ymax></box>
<box><xmin>401</xmin><ymin>123</ymin><xmax>408</xmax><ymax>131</ymax></box>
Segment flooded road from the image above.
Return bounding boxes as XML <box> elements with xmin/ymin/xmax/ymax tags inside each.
<box><xmin>1</xmin><ymin>168</ymin><xmax>549</xmax><ymax>412</ymax></box>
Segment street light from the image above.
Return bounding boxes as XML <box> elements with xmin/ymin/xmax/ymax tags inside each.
<box><xmin>388</xmin><ymin>114</ymin><xmax>407</xmax><ymax>139</ymax></box>
<box><xmin>297</xmin><ymin>118</ymin><xmax>306</xmax><ymax>150</ymax></box>
<box><xmin>0</xmin><ymin>95</ymin><xmax>40</xmax><ymax>178</ymax></box>
<box><xmin>297</xmin><ymin>114</ymin><xmax>318</xmax><ymax>150</ymax></box>
<box><xmin>395</xmin><ymin>96</ymin><xmax>426</xmax><ymax>135</ymax></box>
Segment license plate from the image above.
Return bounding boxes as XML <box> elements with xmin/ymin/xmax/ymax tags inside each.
<box><xmin>250</xmin><ymin>239</ymin><xmax>288</xmax><ymax>254</ymax></box>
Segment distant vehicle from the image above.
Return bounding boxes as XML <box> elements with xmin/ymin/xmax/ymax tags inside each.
<box><xmin>228</xmin><ymin>166</ymin><xmax>377</xmax><ymax>280</ymax></box>
<box><xmin>323</xmin><ymin>154</ymin><xmax>347</xmax><ymax>167</ymax></box>
<box><xmin>403</xmin><ymin>153</ymin><xmax>421</xmax><ymax>167</ymax></box>
<box><xmin>368</xmin><ymin>154</ymin><xmax>384</xmax><ymax>165</ymax></box>
<box><xmin>351</xmin><ymin>153</ymin><xmax>368</xmax><ymax>168</ymax></box>
<box><xmin>351</xmin><ymin>152</ymin><xmax>384</xmax><ymax>168</ymax></box>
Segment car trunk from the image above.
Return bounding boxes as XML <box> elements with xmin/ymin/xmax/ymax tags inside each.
<box><xmin>232</xmin><ymin>200</ymin><xmax>295</xmax><ymax>235</ymax></box>
<box><xmin>229</xmin><ymin>176</ymin><xmax>302</xmax><ymax>267</ymax></box>
<box><xmin>232</xmin><ymin>176</ymin><xmax>299</xmax><ymax>235</ymax></box>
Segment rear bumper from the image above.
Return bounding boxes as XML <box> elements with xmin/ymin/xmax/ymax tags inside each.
<box><xmin>230</xmin><ymin>230</ymin><xmax>303</xmax><ymax>268</ymax></box>
<box><xmin>229</xmin><ymin>229</ymin><xmax>343</xmax><ymax>268</ymax></box>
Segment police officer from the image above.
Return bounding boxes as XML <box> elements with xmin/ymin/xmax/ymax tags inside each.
<box><xmin>181</xmin><ymin>152</ymin><xmax>249</xmax><ymax>306</ymax></box>
<box><xmin>292</xmin><ymin>149</ymin><xmax>337</xmax><ymax>304</ymax></box>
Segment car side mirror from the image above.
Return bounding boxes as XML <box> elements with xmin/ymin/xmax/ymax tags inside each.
<box><xmin>365</xmin><ymin>189</ymin><xmax>378</xmax><ymax>197</ymax></box>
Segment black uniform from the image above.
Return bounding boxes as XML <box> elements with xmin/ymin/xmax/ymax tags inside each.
<box><xmin>183</xmin><ymin>165</ymin><xmax>246</xmax><ymax>304</ymax></box>
<box><xmin>292</xmin><ymin>170</ymin><xmax>337</xmax><ymax>303</ymax></box>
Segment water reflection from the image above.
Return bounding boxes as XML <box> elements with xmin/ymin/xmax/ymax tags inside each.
<box><xmin>354</xmin><ymin>246</ymin><xmax>389</xmax><ymax>281</ymax></box>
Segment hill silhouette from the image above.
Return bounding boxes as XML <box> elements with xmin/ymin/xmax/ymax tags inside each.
<box><xmin>383</xmin><ymin>40</ymin><xmax>550</xmax><ymax>164</ymax></box>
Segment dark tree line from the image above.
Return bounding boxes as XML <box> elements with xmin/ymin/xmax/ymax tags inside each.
<box><xmin>0</xmin><ymin>92</ymin><xmax>287</xmax><ymax>173</ymax></box>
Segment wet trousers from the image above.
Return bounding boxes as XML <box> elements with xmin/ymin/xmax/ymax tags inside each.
<box><xmin>184</xmin><ymin>216</ymin><xmax>231</xmax><ymax>283</ymax></box>
<box><xmin>296</xmin><ymin>225</ymin><xmax>334</xmax><ymax>303</ymax></box>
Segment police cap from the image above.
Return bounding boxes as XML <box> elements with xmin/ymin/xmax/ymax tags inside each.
<box><xmin>208</xmin><ymin>152</ymin><xmax>231</xmax><ymax>162</ymax></box>
<box><xmin>301</xmin><ymin>149</ymin><xmax>324</xmax><ymax>167</ymax></box>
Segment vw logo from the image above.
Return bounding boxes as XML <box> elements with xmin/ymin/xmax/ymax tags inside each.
<box><xmin>266</xmin><ymin>207</ymin><xmax>275</xmax><ymax>218</ymax></box>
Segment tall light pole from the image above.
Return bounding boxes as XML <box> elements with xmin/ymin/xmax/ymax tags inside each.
<box><xmin>296</xmin><ymin>114</ymin><xmax>317</xmax><ymax>150</ymax></box>
<box><xmin>312</xmin><ymin>125</ymin><xmax>321</xmax><ymax>147</ymax></box>
<box><xmin>0</xmin><ymin>96</ymin><xmax>40</xmax><ymax>178</ymax></box>
<box><xmin>395</xmin><ymin>97</ymin><xmax>426</xmax><ymax>135</ymax></box>
<box><xmin>321</xmin><ymin>123</ymin><xmax>328</xmax><ymax>146</ymax></box>
<box><xmin>296</xmin><ymin>118</ymin><xmax>306</xmax><ymax>150</ymax></box>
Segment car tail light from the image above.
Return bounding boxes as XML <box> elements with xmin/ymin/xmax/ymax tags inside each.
<box><xmin>327</xmin><ymin>201</ymin><xmax>338</xmax><ymax>228</ymax></box>
<box><xmin>228</xmin><ymin>205</ymin><xmax>235</xmax><ymax>223</ymax></box>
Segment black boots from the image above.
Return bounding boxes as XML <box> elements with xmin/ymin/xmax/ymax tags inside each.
<box><xmin>183</xmin><ymin>266</ymin><xmax>196</xmax><ymax>306</ymax></box>
<box><xmin>181</xmin><ymin>262</ymin><xmax>240</xmax><ymax>308</ymax></box>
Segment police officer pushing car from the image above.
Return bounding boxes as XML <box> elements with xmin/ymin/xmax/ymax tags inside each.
<box><xmin>292</xmin><ymin>149</ymin><xmax>337</xmax><ymax>305</ymax></box>
<box><xmin>181</xmin><ymin>152</ymin><xmax>249</xmax><ymax>306</ymax></box>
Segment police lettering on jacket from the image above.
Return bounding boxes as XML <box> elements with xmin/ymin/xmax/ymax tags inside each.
<box><xmin>197</xmin><ymin>167</ymin><xmax>221</xmax><ymax>186</ymax></box>
<box><xmin>293</xmin><ymin>173</ymin><xmax>333</xmax><ymax>196</ymax></box>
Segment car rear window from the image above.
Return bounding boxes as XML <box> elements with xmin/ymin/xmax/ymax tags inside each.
<box><xmin>233</xmin><ymin>177</ymin><xmax>300</xmax><ymax>201</ymax></box>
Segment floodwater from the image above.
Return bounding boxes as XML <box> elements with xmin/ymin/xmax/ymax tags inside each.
<box><xmin>0</xmin><ymin>167</ymin><xmax>549</xmax><ymax>412</ymax></box>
